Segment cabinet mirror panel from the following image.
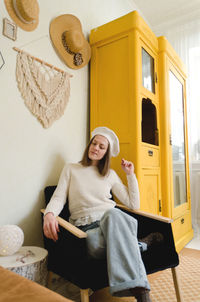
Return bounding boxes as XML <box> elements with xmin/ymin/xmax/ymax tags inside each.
<box><xmin>142</xmin><ymin>48</ymin><xmax>155</xmax><ymax>93</ymax></box>
<box><xmin>169</xmin><ymin>70</ymin><xmax>187</xmax><ymax>208</ymax></box>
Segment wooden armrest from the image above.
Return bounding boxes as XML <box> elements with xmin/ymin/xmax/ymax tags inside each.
<box><xmin>117</xmin><ymin>204</ymin><xmax>173</xmax><ymax>224</ymax></box>
<box><xmin>40</xmin><ymin>209</ymin><xmax>87</xmax><ymax>239</ymax></box>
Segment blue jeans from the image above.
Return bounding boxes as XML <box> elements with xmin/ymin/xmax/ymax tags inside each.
<box><xmin>79</xmin><ymin>208</ymin><xmax>150</xmax><ymax>297</ymax></box>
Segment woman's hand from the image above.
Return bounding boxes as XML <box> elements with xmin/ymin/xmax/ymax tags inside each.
<box><xmin>43</xmin><ymin>212</ymin><xmax>59</xmax><ymax>242</ymax></box>
<box><xmin>121</xmin><ymin>158</ymin><xmax>134</xmax><ymax>175</ymax></box>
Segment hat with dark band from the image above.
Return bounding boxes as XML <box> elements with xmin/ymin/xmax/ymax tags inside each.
<box><xmin>49</xmin><ymin>14</ymin><xmax>91</xmax><ymax>70</ymax></box>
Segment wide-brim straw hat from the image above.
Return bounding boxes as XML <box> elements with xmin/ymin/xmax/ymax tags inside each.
<box><xmin>50</xmin><ymin>14</ymin><xmax>91</xmax><ymax>70</ymax></box>
<box><xmin>4</xmin><ymin>0</ymin><xmax>39</xmax><ymax>31</ymax></box>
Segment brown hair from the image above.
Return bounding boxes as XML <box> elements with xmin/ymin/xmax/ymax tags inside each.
<box><xmin>80</xmin><ymin>137</ymin><xmax>111</xmax><ymax>176</ymax></box>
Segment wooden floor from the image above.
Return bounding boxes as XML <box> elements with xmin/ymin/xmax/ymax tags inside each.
<box><xmin>90</xmin><ymin>248</ymin><xmax>200</xmax><ymax>302</ymax></box>
<box><xmin>179</xmin><ymin>246</ymin><xmax>200</xmax><ymax>258</ymax></box>
<box><xmin>51</xmin><ymin>247</ymin><xmax>200</xmax><ymax>302</ymax></box>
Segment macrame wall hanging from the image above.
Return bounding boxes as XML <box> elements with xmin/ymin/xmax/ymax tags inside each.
<box><xmin>13</xmin><ymin>47</ymin><xmax>72</xmax><ymax>128</ymax></box>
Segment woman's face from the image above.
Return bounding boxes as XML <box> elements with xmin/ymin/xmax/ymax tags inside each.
<box><xmin>88</xmin><ymin>135</ymin><xmax>109</xmax><ymax>165</ymax></box>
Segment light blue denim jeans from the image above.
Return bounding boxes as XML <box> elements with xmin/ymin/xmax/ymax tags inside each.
<box><xmin>79</xmin><ymin>208</ymin><xmax>150</xmax><ymax>297</ymax></box>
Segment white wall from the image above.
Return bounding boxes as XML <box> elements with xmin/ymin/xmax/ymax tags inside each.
<box><xmin>0</xmin><ymin>0</ymin><xmax>139</xmax><ymax>246</ymax></box>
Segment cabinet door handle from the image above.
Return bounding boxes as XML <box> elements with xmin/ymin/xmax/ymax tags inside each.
<box><xmin>181</xmin><ymin>218</ymin><xmax>185</xmax><ymax>224</ymax></box>
<box><xmin>155</xmin><ymin>72</ymin><xmax>158</xmax><ymax>83</ymax></box>
<box><xmin>159</xmin><ymin>200</ymin><xmax>162</xmax><ymax>212</ymax></box>
<box><xmin>148</xmin><ymin>150</ymin><xmax>153</xmax><ymax>156</ymax></box>
<box><xmin>169</xmin><ymin>134</ymin><xmax>172</xmax><ymax>145</ymax></box>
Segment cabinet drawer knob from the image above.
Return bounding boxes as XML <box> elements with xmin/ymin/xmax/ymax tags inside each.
<box><xmin>181</xmin><ymin>218</ymin><xmax>185</xmax><ymax>224</ymax></box>
<box><xmin>148</xmin><ymin>150</ymin><xmax>153</xmax><ymax>156</ymax></box>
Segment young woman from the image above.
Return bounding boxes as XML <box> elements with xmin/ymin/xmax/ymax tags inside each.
<box><xmin>43</xmin><ymin>126</ymin><xmax>153</xmax><ymax>302</ymax></box>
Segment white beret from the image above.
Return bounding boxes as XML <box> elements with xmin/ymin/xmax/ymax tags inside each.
<box><xmin>91</xmin><ymin>127</ymin><xmax>120</xmax><ymax>157</ymax></box>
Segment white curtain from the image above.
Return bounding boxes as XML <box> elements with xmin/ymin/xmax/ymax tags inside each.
<box><xmin>157</xmin><ymin>20</ymin><xmax>200</xmax><ymax>236</ymax></box>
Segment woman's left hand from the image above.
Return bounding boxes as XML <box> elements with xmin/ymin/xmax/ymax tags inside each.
<box><xmin>121</xmin><ymin>158</ymin><xmax>134</xmax><ymax>175</ymax></box>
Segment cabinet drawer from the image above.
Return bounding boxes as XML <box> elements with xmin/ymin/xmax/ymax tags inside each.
<box><xmin>172</xmin><ymin>212</ymin><xmax>192</xmax><ymax>243</ymax></box>
<box><xmin>141</xmin><ymin>146</ymin><xmax>159</xmax><ymax>167</ymax></box>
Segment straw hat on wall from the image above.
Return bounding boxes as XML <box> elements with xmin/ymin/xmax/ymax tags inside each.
<box><xmin>4</xmin><ymin>0</ymin><xmax>39</xmax><ymax>31</ymax></box>
<box><xmin>50</xmin><ymin>14</ymin><xmax>91</xmax><ymax>70</ymax></box>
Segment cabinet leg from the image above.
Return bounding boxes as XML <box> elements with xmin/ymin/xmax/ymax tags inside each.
<box><xmin>80</xmin><ymin>289</ymin><xmax>90</xmax><ymax>302</ymax></box>
<box><xmin>171</xmin><ymin>267</ymin><xmax>183</xmax><ymax>302</ymax></box>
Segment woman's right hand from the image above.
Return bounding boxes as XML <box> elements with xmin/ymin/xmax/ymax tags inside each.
<box><xmin>43</xmin><ymin>212</ymin><xmax>59</xmax><ymax>242</ymax></box>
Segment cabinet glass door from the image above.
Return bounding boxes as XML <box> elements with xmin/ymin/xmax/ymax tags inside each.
<box><xmin>142</xmin><ymin>48</ymin><xmax>155</xmax><ymax>93</ymax></box>
<box><xmin>169</xmin><ymin>70</ymin><xmax>187</xmax><ymax>208</ymax></box>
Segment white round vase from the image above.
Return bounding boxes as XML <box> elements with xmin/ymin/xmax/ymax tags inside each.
<box><xmin>0</xmin><ymin>225</ymin><xmax>24</xmax><ymax>256</ymax></box>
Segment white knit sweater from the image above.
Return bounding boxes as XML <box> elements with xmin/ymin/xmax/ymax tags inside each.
<box><xmin>44</xmin><ymin>163</ymin><xmax>140</xmax><ymax>226</ymax></box>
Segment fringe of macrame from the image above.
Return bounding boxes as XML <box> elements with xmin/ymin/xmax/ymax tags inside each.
<box><xmin>16</xmin><ymin>51</ymin><xmax>71</xmax><ymax>128</ymax></box>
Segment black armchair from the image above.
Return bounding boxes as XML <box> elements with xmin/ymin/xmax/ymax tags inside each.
<box><xmin>41</xmin><ymin>186</ymin><xmax>183</xmax><ymax>302</ymax></box>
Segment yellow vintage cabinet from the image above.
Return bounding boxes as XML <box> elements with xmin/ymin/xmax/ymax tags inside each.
<box><xmin>90</xmin><ymin>11</ymin><xmax>161</xmax><ymax>215</ymax></box>
<box><xmin>90</xmin><ymin>11</ymin><xmax>193</xmax><ymax>251</ymax></box>
<box><xmin>158</xmin><ymin>36</ymin><xmax>193</xmax><ymax>251</ymax></box>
